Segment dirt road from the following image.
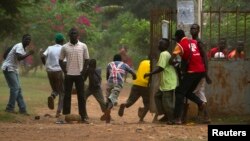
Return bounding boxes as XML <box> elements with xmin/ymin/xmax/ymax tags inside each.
<box><xmin>0</xmin><ymin>84</ymin><xmax>208</xmax><ymax>141</ymax></box>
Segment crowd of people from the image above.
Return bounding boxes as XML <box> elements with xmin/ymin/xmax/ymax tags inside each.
<box><xmin>1</xmin><ymin>25</ymin><xmax>246</xmax><ymax>125</ymax></box>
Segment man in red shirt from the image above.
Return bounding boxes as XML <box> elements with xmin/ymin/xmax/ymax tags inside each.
<box><xmin>228</xmin><ymin>41</ymin><xmax>245</xmax><ymax>60</ymax></box>
<box><xmin>171</xmin><ymin>29</ymin><xmax>206</xmax><ymax>124</ymax></box>
<box><xmin>207</xmin><ymin>38</ymin><xmax>228</xmax><ymax>59</ymax></box>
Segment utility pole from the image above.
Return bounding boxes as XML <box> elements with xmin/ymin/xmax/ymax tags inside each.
<box><xmin>197</xmin><ymin>0</ymin><xmax>203</xmax><ymax>38</ymax></box>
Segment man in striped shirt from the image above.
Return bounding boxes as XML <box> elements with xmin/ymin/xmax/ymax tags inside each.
<box><xmin>59</xmin><ymin>27</ymin><xmax>89</xmax><ymax>124</ymax></box>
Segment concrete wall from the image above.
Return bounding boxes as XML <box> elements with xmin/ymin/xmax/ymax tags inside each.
<box><xmin>205</xmin><ymin>59</ymin><xmax>250</xmax><ymax>115</ymax></box>
<box><xmin>149</xmin><ymin>59</ymin><xmax>250</xmax><ymax>116</ymax></box>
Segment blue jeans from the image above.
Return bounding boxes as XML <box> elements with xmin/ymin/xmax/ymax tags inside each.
<box><xmin>3</xmin><ymin>70</ymin><xmax>27</xmax><ymax>113</ymax></box>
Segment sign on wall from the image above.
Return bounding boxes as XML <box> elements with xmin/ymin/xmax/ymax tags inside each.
<box><xmin>177</xmin><ymin>0</ymin><xmax>194</xmax><ymax>25</ymax></box>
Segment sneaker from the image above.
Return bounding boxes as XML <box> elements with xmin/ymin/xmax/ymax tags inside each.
<box><xmin>55</xmin><ymin>113</ymin><xmax>61</xmax><ymax>118</ymax></box>
<box><xmin>5</xmin><ymin>109</ymin><xmax>17</xmax><ymax>114</ymax></box>
<box><xmin>55</xmin><ymin>120</ymin><xmax>65</xmax><ymax>124</ymax></box>
<box><xmin>19</xmin><ymin>111</ymin><xmax>30</xmax><ymax>116</ymax></box>
<box><xmin>79</xmin><ymin>119</ymin><xmax>90</xmax><ymax>124</ymax></box>
<box><xmin>118</xmin><ymin>104</ymin><xmax>126</xmax><ymax>117</ymax></box>
<box><xmin>158</xmin><ymin>115</ymin><xmax>168</xmax><ymax>122</ymax></box>
<box><xmin>102</xmin><ymin>109</ymin><xmax>111</xmax><ymax>123</ymax></box>
<box><xmin>137</xmin><ymin>107</ymin><xmax>144</xmax><ymax>119</ymax></box>
<box><xmin>202</xmin><ymin>117</ymin><xmax>211</xmax><ymax>124</ymax></box>
<box><xmin>100</xmin><ymin>114</ymin><xmax>105</xmax><ymax>121</ymax></box>
<box><xmin>172</xmin><ymin>120</ymin><xmax>182</xmax><ymax>125</ymax></box>
<box><xmin>105</xmin><ymin>111</ymin><xmax>111</xmax><ymax>123</ymax></box>
<box><xmin>48</xmin><ymin>96</ymin><xmax>54</xmax><ymax>110</ymax></box>
<box><xmin>198</xmin><ymin>102</ymin><xmax>206</xmax><ymax>111</ymax></box>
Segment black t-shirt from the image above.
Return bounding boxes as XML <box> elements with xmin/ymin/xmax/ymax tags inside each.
<box><xmin>88</xmin><ymin>68</ymin><xmax>102</xmax><ymax>91</ymax></box>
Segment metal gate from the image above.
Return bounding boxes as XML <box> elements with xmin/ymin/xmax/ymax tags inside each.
<box><xmin>149</xmin><ymin>9</ymin><xmax>177</xmax><ymax>113</ymax></box>
<box><xmin>150</xmin><ymin>8</ymin><xmax>250</xmax><ymax>115</ymax></box>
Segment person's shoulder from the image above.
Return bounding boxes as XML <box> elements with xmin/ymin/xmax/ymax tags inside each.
<box><xmin>161</xmin><ymin>50</ymin><xmax>170</xmax><ymax>56</ymax></box>
<box><xmin>196</xmin><ymin>38</ymin><xmax>203</xmax><ymax>43</ymax></box>
<box><xmin>191</xmin><ymin>39</ymin><xmax>198</xmax><ymax>44</ymax></box>
<box><xmin>14</xmin><ymin>43</ymin><xmax>25</xmax><ymax>52</ymax></box>
<box><xmin>62</xmin><ymin>42</ymin><xmax>70</xmax><ymax>48</ymax></box>
<box><xmin>54</xmin><ymin>44</ymin><xmax>63</xmax><ymax>49</ymax></box>
<box><xmin>181</xmin><ymin>37</ymin><xmax>189</xmax><ymax>42</ymax></box>
<box><xmin>64</xmin><ymin>42</ymin><xmax>70</xmax><ymax>46</ymax></box>
<box><xmin>140</xmin><ymin>60</ymin><xmax>150</xmax><ymax>66</ymax></box>
<box><xmin>15</xmin><ymin>43</ymin><xmax>22</xmax><ymax>48</ymax></box>
<box><xmin>107</xmin><ymin>61</ymin><xmax>113</xmax><ymax>66</ymax></box>
<box><xmin>96</xmin><ymin>68</ymin><xmax>102</xmax><ymax>73</ymax></box>
<box><xmin>210</xmin><ymin>47</ymin><xmax>218</xmax><ymax>51</ymax></box>
<box><xmin>78</xmin><ymin>41</ymin><xmax>87</xmax><ymax>46</ymax></box>
<box><xmin>47</xmin><ymin>45</ymin><xmax>54</xmax><ymax>49</ymax></box>
<box><xmin>141</xmin><ymin>59</ymin><xmax>150</xmax><ymax>63</ymax></box>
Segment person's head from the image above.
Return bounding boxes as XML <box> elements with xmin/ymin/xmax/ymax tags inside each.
<box><xmin>68</xmin><ymin>27</ymin><xmax>79</xmax><ymax>45</ymax></box>
<box><xmin>158</xmin><ymin>38</ymin><xmax>170</xmax><ymax>52</ymax></box>
<box><xmin>22</xmin><ymin>34</ymin><xmax>31</xmax><ymax>48</ymax></box>
<box><xmin>89</xmin><ymin>59</ymin><xmax>97</xmax><ymax>69</ymax></box>
<box><xmin>55</xmin><ymin>33</ymin><xmax>64</xmax><ymax>44</ymax></box>
<box><xmin>218</xmin><ymin>38</ymin><xmax>227</xmax><ymax>51</ymax></box>
<box><xmin>190</xmin><ymin>24</ymin><xmax>200</xmax><ymax>39</ymax></box>
<box><xmin>174</xmin><ymin>29</ymin><xmax>185</xmax><ymax>43</ymax></box>
<box><xmin>236</xmin><ymin>40</ymin><xmax>244</xmax><ymax>53</ymax></box>
<box><xmin>113</xmin><ymin>54</ymin><xmax>122</xmax><ymax>61</ymax></box>
<box><xmin>119</xmin><ymin>46</ymin><xmax>128</xmax><ymax>55</ymax></box>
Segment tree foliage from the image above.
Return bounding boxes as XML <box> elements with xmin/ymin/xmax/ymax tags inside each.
<box><xmin>203</xmin><ymin>0</ymin><xmax>250</xmax><ymax>10</ymax></box>
<box><xmin>1</xmin><ymin>0</ymin><xmax>249</xmax><ymax>65</ymax></box>
<box><xmin>0</xmin><ymin>0</ymin><xmax>39</xmax><ymax>37</ymax></box>
<box><xmin>93</xmin><ymin>12</ymin><xmax>150</xmax><ymax>67</ymax></box>
<box><xmin>99</xmin><ymin>0</ymin><xmax>176</xmax><ymax>19</ymax></box>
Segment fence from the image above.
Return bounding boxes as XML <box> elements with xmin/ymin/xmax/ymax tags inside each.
<box><xmin>149</xmin><ymin>8</ymin><xmax>250</xmax><ymax>115</ymax></box>
<box><xmin>201</xmin><ymin>7</ymin><xmax>250</xmax><ymax>57</ymax></box>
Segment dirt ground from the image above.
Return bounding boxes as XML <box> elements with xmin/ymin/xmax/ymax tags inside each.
<box><xmin>0</xmin><ymin>83</ymin><xmax>208</xmax><ymax>141</ymax></box>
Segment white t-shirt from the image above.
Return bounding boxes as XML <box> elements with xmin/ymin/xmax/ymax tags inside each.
<box><xmin>43</xmin><ymin>44</ymin><xmax>63</xmax><ymax>71</ymax></box>
<box><xmin>1</xmin><ymin>43</ymin><xmax>26</xmax><ymax>72</ymax></box>
<box><xmin>214</xmin><ymin>52</ymin><xmax>225</xmax><ymax>58</ymax></box>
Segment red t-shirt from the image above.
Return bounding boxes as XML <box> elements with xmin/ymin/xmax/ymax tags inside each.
<box><xmin>207</xmin><ymin>47</ymin><xmax>227</xmax><ymax>59</ymax></box>
<box><xmin>177</xmin><ymin>37</ymin><xmax>205</xmax><ymax>73</ymax></box>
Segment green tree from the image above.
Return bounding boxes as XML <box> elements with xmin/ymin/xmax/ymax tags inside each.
<box><xmin>94</xmin><ymin>12</ymin><xmax>150</xmax><ymax>67</ymax></box>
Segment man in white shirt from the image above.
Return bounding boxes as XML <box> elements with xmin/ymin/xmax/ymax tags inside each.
<box><xmin>41</xmin><ymin>33</ymin><xmax>65</xmax><ymax>117</ymax></box>
<box><xmin>2</xmin><ymin>34</ymin><xmax>34</xmax><ymax>115</ymax></box>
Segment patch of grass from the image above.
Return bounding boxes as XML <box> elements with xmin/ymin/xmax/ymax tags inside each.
<box><xmin>0</xmin><ymin>70</ymin><xmax>50</xmax><ymax>122</ymax></box>
<box><xmin>211</xmin><ymin>115</ymin><xmax>250</xmax><ymax>124</ymax></box>
<box><xmin>0</xmin><ymin>111</ymin><xmax>16</xmax><ymax>121</ymax></box>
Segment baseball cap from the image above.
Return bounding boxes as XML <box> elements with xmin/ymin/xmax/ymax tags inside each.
<box><xmin>55</xmin><ymin>33</ymin><xmax>64</xmax><ymax>42</ymax></box>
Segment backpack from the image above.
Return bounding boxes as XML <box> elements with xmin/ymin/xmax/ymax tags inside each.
<box><xmin>171</xmin><ymin>40</ymin><xmax>193</xmax><ymax>81</ymax></box>
<box><xmin>3</xmin><ymin>45</ymin><xmax>14</xmax><ymax>60</ymax></box>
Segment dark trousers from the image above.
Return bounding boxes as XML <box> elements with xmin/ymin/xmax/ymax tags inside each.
<box><xmin>85</xmin><ymin>88</ymin><xmax>106</xmax><ymax>113</ymax></box>
<box><xmin>47</xmin><ymin>71</ymin><xmax>64</xmax><ymax>113</ymax></box>
<box><xmin>126</xmin><ymin>85</ymin><xmax>149</xmax><ymax>120</ymax></box>
<box><xmin>155</xmin><ymin>90</ymin><xmax>175</xmax><ymax>121</ymax></box>
<box><xmin>63</xmin><ymin>75</ymin><xmax>87</xmax><ymax>119</ymax></box>
<box><xmin>174</xmin><ymin>72</ymin><xmax>205</xmax><ymax>121</ymax></box>
<box><xmin>126</xmin><ymin>85</ymin><xmax>149</xmax><ymax>109</ymax></box>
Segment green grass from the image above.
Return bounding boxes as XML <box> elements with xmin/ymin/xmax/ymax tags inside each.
<box><xmin>211</xmin><ymin>115</ymin><xmax>250</xmax><ymax>124</ymax></box>
<box><xmin>0</xmin><ymin>69</ymin><xmax>50</xmax><ymax>122</ymax></box>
